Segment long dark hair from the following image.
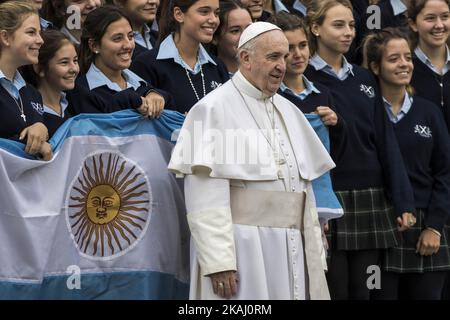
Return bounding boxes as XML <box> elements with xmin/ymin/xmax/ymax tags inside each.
<box><xmin>21</xmin><ymin>30</ymin><xmax>75</xmax><ymax>87</ymax></box>
<box><xmin>210</xmin><ymin>0</ymin><xmax>250</xmax><ymax>55</ymax></box>
<box><xmin>158</xmin><ymin>0</ymin><xmax>199</xmax><ymax>45</ymax></box>
<box><xmin>41</xmin><ymin>0</ymin><xmax>68</xmax><ymax>29</ymax></box>
<box><xmin>78</xmin><ymin>5</ymin><xmax>132</xmax><ymax>74</ymax></box>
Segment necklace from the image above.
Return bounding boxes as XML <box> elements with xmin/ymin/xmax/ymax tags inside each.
<box><xmin>179</xmin><ymin>54</ymin><xmax>206</xmax><ymax>101</ymax></box>
<box><xmin>231</xmin><ymin>78</ymin><xmax>286</xmax><ymax>167</ymax></box>
<box><xmin>5</xmin><ymin>90</ymin><xmax>26</xmax><ymax>122</ymax></box>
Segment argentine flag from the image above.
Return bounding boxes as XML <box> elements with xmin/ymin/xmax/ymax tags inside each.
<box><xmin>0</xmin><ymin>110</ymin><xmax>190</xmax><ymax>300</ymax></box>
<box><xmin>305</xmin><ymin>114</ymin><xmax>343</xmax><ymax>221</ymax></box>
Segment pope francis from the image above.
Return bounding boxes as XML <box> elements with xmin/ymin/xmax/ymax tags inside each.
<box><xmin>168</xmin><ymin>22</ymin><xmax>335</xmax><ymax>300</ymax></box>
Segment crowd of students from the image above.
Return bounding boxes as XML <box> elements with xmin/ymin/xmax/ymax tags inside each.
<box><xmin>0</xmin><ymin>0</ymin><xmax>449</xmax><ymax>300</ymax></box>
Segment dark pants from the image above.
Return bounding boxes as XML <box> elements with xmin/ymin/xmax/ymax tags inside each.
<box><xmin>372</xmin><ymin>271</ymin><xmax>447</xmax><ymax>300</ymax></box>
<box><xmin>326</xmin><ymin>249</ymin><xmax>380</xmax><ymax>300</ymax></box>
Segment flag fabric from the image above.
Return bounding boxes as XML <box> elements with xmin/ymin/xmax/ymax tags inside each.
<box><xmin>305</xmin><ymin>114</ymin><xmax>344</xmax><ymax>221</ymax></box>
<box><xmin>0</xmin><ymin>110</ymin><xmax>341</xmax><ymax>300</ymax></box>
<box><xmin>0</xmin><ymin>110</ymin><xmax>190</xmax><ymax>300</ymax></box>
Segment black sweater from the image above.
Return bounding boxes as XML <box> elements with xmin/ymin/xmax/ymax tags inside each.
<box><xmin>411</xmin><ymin>55</ymin><xmax>450</xmax><ymax>134</ymax></box>
<box><xmin>43</xmin><ymin>84</ymin><xmax>146</xmax><ymax>137</ymax></box>
<box><xmin>278</xmin><ymin>82</ymin><xmax>348</xmax><ymax>164</ymax></box>
<box><xmin>0</xmin><ymin>84</ymin><xmax>44</xmax><ymax>141</ymax></box>
<box><xmin>75</xmin><ymin>74</ymin><xmax>175</xmax><ymax>113</ymax></box>
<box><xmin>392</xmin><ymin>97</ymin><xmax>450</xmax><ymax>231</ymax></box>
<box><xmin>305</xmin><ymin>64</ymin><xmax>415</xmax><ymax>216</ymax></box>
<box><xmin>130</xmin><ymin>48</ymin><xmax>230</xmax><ymax>114</ymax></box>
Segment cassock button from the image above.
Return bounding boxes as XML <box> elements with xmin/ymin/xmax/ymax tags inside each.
<box><xmin>292</xmin><ymin>187</ymin><xmax>296</xmax><ymax>191</ymax></box>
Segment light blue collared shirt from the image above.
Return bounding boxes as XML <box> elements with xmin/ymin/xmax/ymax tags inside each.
<box><xmin>309</xmin><ymin>53</ymin><xmax>354</xmax><ymax>80</ymax></box>
<box><xmin>415</xmin><ymin>46</ymin><xmax>450</xmax><ymax>75</ymax></box>
<box><xmin>40</xmin><ymin>17</ymin><xmax>53</xmax><ymax>30</ymax></box>
<box><xmin>43</xmin><ymin>92</ymin><xmax>69</xmax><ymax>117</ymax></box>
<box><xmin>134</xmin><ymin>24</ymin><xmax>153</xmax><ymax>50</ymax></box>
<box><xmin>390</xmin><ymin>0</ymin><xmax>407</xmax><ymax>16</ymax></box>
<box><xmin>280</xmin><ymin>75</ymin><xmax>321</xmax><ymax>100</ymax></box>
<box><xmin>156</xmin><ymin>34</ymin><xmax>217</xmax><ymax>75</ymax></box>
<box><xmin>383</xmin><ymin>92</ymin><xmax>413</xmax><ymax>123</ymax></box>
<box><xmin>273</xmin><ymin>0</ymin><xmax>290</xmax><ymax>13</ymax></box>
<box><xmin>293</xmin><ymin>0</ymin><xmax>307</xmax><ymax>16</ymax></box>
<box><xmin>86</xmin><ymin>63</ymin><xmax>147</xmax><ymax>92</ymax></box>
<box><xmin>0</xmin><ymin>69</ymin><xmax>26</xmax><ymax>100</ymax></box>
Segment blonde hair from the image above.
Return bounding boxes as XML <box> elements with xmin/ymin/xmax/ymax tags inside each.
<box><xmin>0</xmin><ymin>1</ymin><xmax>38</xmax><ymax>34</ymax></box>
<box><xmin>307</xmin><ymin>0</ymin><xmax>353</xmax><ymax>55</ymax></box>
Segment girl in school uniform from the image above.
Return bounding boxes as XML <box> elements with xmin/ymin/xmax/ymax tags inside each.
<box><xmin>21</xmin><ymin>30</ymin><xmax>138</xmax><ymax>137</ymax></box>
<box><xmin>210</xmin><ymin>0</ymin><xmax>252</xmax><ymax>76</ymax></box>
<box><xmin>408</xmin><ymin>0</ymin><xmax>450</xmax><ymax>299</ymax></box>
<box><xmin>42</xmin><ymin>0</ymin><xmax>103</xmax><ymax>46</ymax></box>
<box><xmin>21</xmin><ymin>30</ymin><xmax>78</xmax><ymax>137</ymax></box>
<box><xmin>130</xmin><ymin>0</ymin><xmax>229</xmax><ymax>114</ymax></box>
<box><xmin>0</xmin><ymin>1</ymin><xmax>52</xmax><ymax>160</ymax></box>
<box><xmin>408</xmin><ymin>0</ymin><xmax>450</xmax><ymax>134</ymax></box>
<box><xmin>113</xmin><ymin>0</ymin><xmax>160</xmax><ymax>58</ymax></box>
<box><xmin>365</xmin><ymin>28</ymin><xmax>450</xmax><ymax>300</ymax></box>
<box><xmin>269</xmin><ymin>11</ymin><xmax>348</xmax><ymax>164</ymax></box>
<box><xmin>77</xmin><ymin>5</ymin><xmax>169</xmax><ymax>118</ymax></box>
<box><xmin>304</xmin><ymin>0</ymin><xmax>416</xmax><ymax>300</ymax></box>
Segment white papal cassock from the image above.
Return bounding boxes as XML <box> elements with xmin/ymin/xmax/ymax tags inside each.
<box><xmin>168</xmin><ymin>71</ymin><xmax>335</xmax><ymax>300</ymax></box>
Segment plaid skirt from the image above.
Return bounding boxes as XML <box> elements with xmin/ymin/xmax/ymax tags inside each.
<box><xmin>326</xmin><ymin>187</ymin><xmax>399</xmax><ymax>251</ymax></box>
<box><xmin>382</xmin><ymin>210</ymin><xmax>450</xmax><ymax>273</ymax></box>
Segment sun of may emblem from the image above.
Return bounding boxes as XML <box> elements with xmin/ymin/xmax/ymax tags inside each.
<box><xmin>66</xmin><ymin>152</ymin><xmax>151</xmax><ymax>259</ymax></box>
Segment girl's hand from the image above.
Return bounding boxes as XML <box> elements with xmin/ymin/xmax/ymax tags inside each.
<box><xmin>314</xmin><ymin>106</ymin><xmax>338</xmax><ymax>126</ymax></box>
<box><xmin>416</xmin><ymin>229</ymin><xmax>441</xmax><ymax>256</ymax></box>
<box><xmin>19</xmin><ymin>122</ymin><xmax>49</xmax><ymax>156</ymax></box>
<box><xmin>38</xmin><ymin>142</ymin><xmax>53</xmax><ymax>161</ymax></box>
<box><xmin>144</xmin><ymin>91</ymin><xmax>165</xmax><ymax>118</ymax></box>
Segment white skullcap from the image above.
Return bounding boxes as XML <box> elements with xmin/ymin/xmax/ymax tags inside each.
<box><xmin>237</xmin><ymin>22</ymin><xmax>281</xmax><ymax>49</ymax></box>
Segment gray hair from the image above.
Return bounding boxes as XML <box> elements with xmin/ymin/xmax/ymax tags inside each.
<box><xmin>236</xmin><ymin>36</ymin><xmax>259</xmax><ymax>64</ymax></box>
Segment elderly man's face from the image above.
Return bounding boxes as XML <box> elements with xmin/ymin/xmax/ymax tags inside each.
<box><xmin>242</xmin><ymin>30</ymin><xmax>289</xmax><ymax>96</ymax></box>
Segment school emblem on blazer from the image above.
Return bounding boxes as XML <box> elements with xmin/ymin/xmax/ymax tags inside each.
<box><xmin>414</xmin><ymin>124</ymin><xmax>432</xmax><ymax>138</ymax></box>
<box><xmin>210</xmin><ymin>81</ymin><xmax>222</xmax><ymax>90</ymax></box>
<box><xmin>31</xmin><ymin>102</ymin><xmax>44</xmax><ymax>115</ymax></box>
<box><xmin>66</xmin><ymin>152</ymin><xmax>151</xmax><ymax>260</ymax></box>
<box><xmin>359</xmin><ymin>84</ymin><xmax>375</xmax><ymax>98</ymax></box>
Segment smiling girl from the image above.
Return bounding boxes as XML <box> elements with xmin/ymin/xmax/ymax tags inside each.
<box><xmin>240</xmin><ymin>0</ymin><xmax>264</xmax><ymax>21</ymax></box>
<box><xmin>77</xmin><ymin>5</ymin><xmax>169</xmax><ymax>118</ymax></box>
<box><xmin>0</xmin><ymin>1</ymin><xmax>52</xmax><ymax>160</ymax></box>
<box><xmin>304</xmin><ymin>0</ymin><xmax>416</xmax><ymax>300</ymax></box>
<box><xmin>22</xmin><ymin>29</ymin><xmax>136</xmax><ymax>137</ymax></box>
<box><xmin>131</xmin><ymin>0</ymin><xmax>229</xmax><ymax>114</ymax></box>
<box><xmin>365</xmin><ymin>28</ymin><xmax>450</xmax><ymax>300</ymax></box>
<box><xmin>409</xmin><ymin>0</ymin><xmax>450</xmax><ymax>133</ymax></box>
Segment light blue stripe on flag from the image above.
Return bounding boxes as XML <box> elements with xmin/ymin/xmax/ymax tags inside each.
<box><xmin>0</xmin><ymin>110</ymin><xmax>189</xmax><ymax>300</ymax></box>
<box><xmin>305</xmin><ymin>114</ymin><xmax>343</xmax><ymax>220</ymax></box>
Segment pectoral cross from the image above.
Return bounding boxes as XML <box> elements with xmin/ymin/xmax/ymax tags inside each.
<box><xmin>20</xmin><ymin>113</ymin><xmax>26</xmax><ymax>122</ymax></box>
